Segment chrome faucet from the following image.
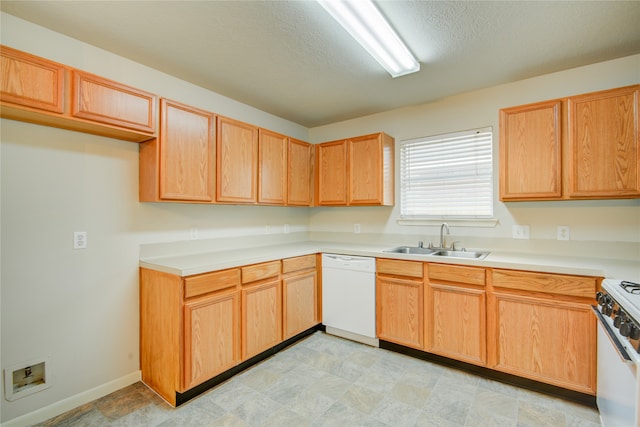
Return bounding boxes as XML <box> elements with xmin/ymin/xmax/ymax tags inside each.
<box><xmin>440</xmin><ymin>223</ymin><xmax>450</xmax><ymax>249</ymax></box>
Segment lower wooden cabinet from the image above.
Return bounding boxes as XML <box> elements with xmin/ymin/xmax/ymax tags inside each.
<box><xmin>374</xmin><ymin>260</ymin><xmax>599</xmax><ymax>395</ymax></box>
<box><xmin>183</xmin><ymin>289</ymin><xmax>240</xmax><ymax>390</ymax></box>
<box><xmin>488</xmin><ymin>269</ymin><xmax>598</xmax><ymax>394</ymax></box>
<box><xmin>426</xmin><ymin>264</ymin><xmax>487</xmax><ymax>366</ymax></box>
<box><xmin>282</xmin><ymin>254</ymin><xmax>319</xmax><ymax>339</ymax></box>
<box><xmin>241</xmin><ymin>279</ymin><xmax>282</xmax><ymax>359</ymax></box>
<box><xmin>140</xmin><ymin>256</ymin><xmax>319</xmax><ymax>406</ymax></box>
<box><xmin>376</xmin><ymin>259</ymin><xmax>425</xmax><ymax>350</ymax></box>
<box><xmin>140</xmin><ymin>266</ymin><xmax>242</xmax><ymax>405</ymax></box>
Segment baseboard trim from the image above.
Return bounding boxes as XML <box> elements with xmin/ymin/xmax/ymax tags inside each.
<box><xmin>174</xmin><ymin>324</ymin><xmax>323</xmax><ymax>406</ymax></box>
<box><xmin>1</xmin><ymin>371</ymin><xmax>141</xmax><ymax>427</ymax></box>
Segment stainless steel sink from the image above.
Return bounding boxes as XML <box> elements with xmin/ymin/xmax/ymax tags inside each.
<box><xmin>431</xmin><ymin>250</ymin><xmax>489</xmax><ymax>260</ymax></box>
<box><xmin>383</xmin><ymin>246</ymin><xmax>437</xmax><ymax>255</ymax></box>
<box><xmin>382</xmin><ymin>246</ymin><xmax>489</xmax><ymax>260</ymax></box>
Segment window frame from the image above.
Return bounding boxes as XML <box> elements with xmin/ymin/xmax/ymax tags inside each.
<box><xmin>398</xmin><ymin>126</ymin><xmax>495</xmax><ymax>222</ymax></box>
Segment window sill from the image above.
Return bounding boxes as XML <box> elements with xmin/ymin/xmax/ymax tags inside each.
<box><xmin>396</xmin><ymin>218</ymin><xmax>498</xmax><ymax>228</ymax></box>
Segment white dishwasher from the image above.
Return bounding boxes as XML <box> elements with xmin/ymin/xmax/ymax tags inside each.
<box><xmin>322</xmin><ymin>254</ymin><xmax>378</xmax><ymax>346</ymax></box>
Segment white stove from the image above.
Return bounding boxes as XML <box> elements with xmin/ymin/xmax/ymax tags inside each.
<box><xmin>594</xmin><ymin>279</ymin><xmax>640</xmax><ymax>427</ymax></box>
<box><xmin>597</xmin><ymin>279</ymin><xmax>640</xmax><ymax>364</ymax></box>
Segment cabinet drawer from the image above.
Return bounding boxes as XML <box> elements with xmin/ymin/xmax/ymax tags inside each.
<box><xmin>492</xmin><ymin>269</ymin><xmax>597</xmax><ymax>298</ymax></box>
<box><xmin>428</xmin><ymin>264</ymin><xmax>485</xmax><ymax>286</ymax></box>
<box><xmin>282</xmin><ymin>254</ymin><xmax>316</xmax><ymax>274</ymax></box>
<box><xmin>241</xmin><ymin>261</ymin><xmax>281</xmax><ymax>284</ymax></box>
<box><xmin>72</xmin><ymin>70</ymin><xmax>157</xmax><ymax>133</ymax></box>
<box><xmin>377</xmin><ymin>259</ymin><xmax>423</xmax><ymax>278</ymax></box>
<box><xmin>184</xmin><ymin>268</ymin><xmax>240</xmax><ymax>299</ymax></box>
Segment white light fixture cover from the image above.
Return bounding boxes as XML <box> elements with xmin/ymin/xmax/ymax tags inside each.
<box><xmin>317</xmin><ymin>0</ymin><xmax>419</xmax><ymax>78</ymax></box>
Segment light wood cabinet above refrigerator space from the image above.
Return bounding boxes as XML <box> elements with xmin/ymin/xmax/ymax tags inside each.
<box><xmin>1</xmin><ymin>45</ymin><xmax>158</xmax><ymax>142</ymax></box>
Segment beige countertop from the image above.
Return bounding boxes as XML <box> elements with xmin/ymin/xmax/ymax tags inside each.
<box><xmin>139</xmin><ymin>240</ymin><xmax>640</xmax><ymax>281</ymax></box>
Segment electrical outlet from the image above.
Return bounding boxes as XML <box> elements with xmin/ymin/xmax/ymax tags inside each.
<box><xmin>557</xmin><ymin>226</ymin><xmax>570</xmax><ymax>240</ymax></box>
<box><xmin>284</xmin><ymin>224</ymin><xmax>290</xmax><ymax>234</ymax></box>
<box><xmin>73</xmin><ymin>231</ymin><xmax>87</xmax><ymax>249</ymax></box>
<box><xmin>512</xmin><ymin>225</ymin><xmax>530</xmax><ymax>240</ymax></box>
<box><xmin>354</xmin><ymin>223</ymin><xmax>361</xmax><ymax>234</ymax></box>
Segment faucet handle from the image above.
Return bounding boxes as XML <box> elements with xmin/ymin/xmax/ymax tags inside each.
<box><xmin>418</xmin><ymin>241</ymin><xmax>424</xmax><ymax>248</ymax></box>
<box><xmin>428</xmin><ymin>241</ymin><xmax>434</xmax><ymax>249</ymax></box>
<box><xmin>451</xmin><ymin>241</ymin><xmax>461</xmax><ymax>251</ymax></box>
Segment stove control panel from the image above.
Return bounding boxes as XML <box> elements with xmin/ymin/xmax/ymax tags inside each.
<box><xmin>596</xmin><ymin>288</ymin><xmax>640</xmax><ymax>355</ymax></box>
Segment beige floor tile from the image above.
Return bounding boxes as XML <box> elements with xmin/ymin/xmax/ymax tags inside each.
<box><xmin>34</xmin><ymin>332</ymin><xmax>601</xmax><ymax>427</ymax></box>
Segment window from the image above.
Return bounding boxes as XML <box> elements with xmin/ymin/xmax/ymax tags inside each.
<box><xmin>399</xmin><ymin>127</ymin><xmax>493</xmax><ymax>219</ymax></box>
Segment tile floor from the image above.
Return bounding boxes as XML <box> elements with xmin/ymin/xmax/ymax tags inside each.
<box><xmin>35</xmin><ymin>332</ymin><xmax>602</xmax><ymax>426</ymax></box>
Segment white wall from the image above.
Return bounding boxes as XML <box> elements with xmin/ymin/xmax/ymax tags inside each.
<box><xmin>0</xmin><ymin>13</ymin><xmax>310</xmax><ymax>425</ymax></box>
<box><xmin>308</xmin><ymin>55</ymin><xmax>640</xmax><ymax>258</ymax></box>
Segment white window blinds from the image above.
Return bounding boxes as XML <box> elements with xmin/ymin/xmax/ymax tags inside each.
<box><xmin>400</xmin><ymin>127</ymin><xmax>493</xmax><ymax>218</ymax></box>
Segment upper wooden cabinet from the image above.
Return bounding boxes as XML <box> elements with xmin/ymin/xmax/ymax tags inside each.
<box><xmin>349</xmin><ymin>133</ymin><xmax>395</xmax><ymax>205</ymax></box>
<box><xmin>1</xmin><ymin>45</ymin><xmax>157</xmax><ymax>142</ymax></box>
<box><xmin>139</xmin><ymin>99</ymin><xmax>215</xmax><ymax>202</ymax></box>
<box><xmin>500</xmin><ymin>100</ymin><xmax>562</xmax><ymax>200</ymax></box>
<box><xmin>316</xmin><ymin>139</ymin><xmax>348</xmax><ymax>205</ymax></box>
<box><xmin>567</xmin><ymin>85</ymin><xmax>640</xmax><ymax>198</ymax></box>
<box><xmin>216</xmin><ymin>116</ymin><xmax>259</xmax><ymax>204</ymax></box>
<box><xmin>287</xmin><ymin>138</ymin><xmax>313</xmax><ymax>206</ymax></box>
<box><xmin>71</xmin><ymin>70</ymin><xmax>157</xmax><ymax>134</ymax></box>
<box><xmin>258</xmin><ymin>129</ymin><xmax>287</xmax><ymax>205</ymax></box>
<box><xmin>499</xmin><ymin>85</ymin><xmax>640</xmax><ymax>201</ymax></box>
<box><xmin>1</xmin><ymin>45</ymin><xmax>65</xmax><ymax>113</ymax></box>
<box><xmin>316</xmin><ymin>132</ymin><xmax>395</xmax><ymax>206</ymax></box>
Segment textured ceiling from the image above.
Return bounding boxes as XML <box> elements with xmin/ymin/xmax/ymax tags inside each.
<box><xmin>2</xmin><ymin>1</ymin><xmax>640</xmax><ymax>127</ymax></box>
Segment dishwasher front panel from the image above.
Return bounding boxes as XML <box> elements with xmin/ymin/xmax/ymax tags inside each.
<box><xmin>322</xmin><ymin>254</ymin><xmax>376</xmax><ymax>341</ymax></box>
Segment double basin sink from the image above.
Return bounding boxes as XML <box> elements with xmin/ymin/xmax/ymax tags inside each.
<box><xmin>383</xmin><ymin>246</ymin><xmax>490</xmax><ymax>260</ymax></box>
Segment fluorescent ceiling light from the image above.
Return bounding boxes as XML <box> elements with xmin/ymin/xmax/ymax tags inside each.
<box><xmin>317</xmin><ymin>0</ymin><xmax>420</xmax><ymax>78</ymax></box>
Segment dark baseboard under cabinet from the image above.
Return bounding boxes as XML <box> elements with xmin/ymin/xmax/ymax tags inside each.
<box><xmin>175</xmin><ymin>324</ymin><xmax>324</xmax><ymax>406</ymax></box>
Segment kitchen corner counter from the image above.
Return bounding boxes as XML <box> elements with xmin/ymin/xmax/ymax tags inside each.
<box><xmin>139</xmin><ymin>240</ymin><xmax>639</xmax><ymax>281</ymax></box>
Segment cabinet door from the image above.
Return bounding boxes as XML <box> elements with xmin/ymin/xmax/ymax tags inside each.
<box><xmin>349</xmin><ymin>133</ymin><xmax>394</xmax><ymax>205</ymax></box>
<box><xmin>283</xmin><ymin>270</ymin><xmax>318</xmax><ymax>339</ymax></box>
<box><xmin>159</xmin><ymin>99</ymin><xmax>215</xmax><ymax>201</ymax></box>
<box><xmin>217</xmin><ymin>116</ymin><xmax>258</xmax><ymax>204</ymax></box>
<box><xmin>490</xmin><ymin>292</ymin><xmax>596</xmax><ymax>394</ymax></box>
<box><xmin>258</xmin><ymin>129</ymin><xmax>287</xmax><ymax>205</ymax></box>
<box><xmin>376</xmin><ymin>275</ymin><xmax>424</xmax><ymax>349</ymax></box>
<box><xmin>316</xmin><ymin>140</ymin><xmax>347</xmax><ymax>205</ymax></box>
<box><xmin>71</xmin><ymin>70</ymin><xmax>157</xmax><ymax>134</ymax></box>
<box><xmin>427</xmin><ymin>284</ymin><xmax>486</xmax><ymax>366</ymax></box>
<box><xmin>241</xmin><ymin>279</ymin><xmax>282</xmax><ymax>359</ymax></box>
<box><xmin>183</xmin><ymin>290</ymin><xmax>240</xmax><ymax>390</ymax></box>
<box><xmin>1</xmin><ymin>45</ymin><xmax>65</xmax><ymax>113</ymax></box>
<box><xmin>567</xmin><ymin>85</ymin><xmax>640</xmax><ymax>198</ymax></box>
<box><xmin>499</xmin><ymin>100</ymin><xmax>562</xmax><ymax>200</ymax></box>
<box><xmin>287</xmin><ymin>138</ymin><xmax>312</xmax><ymax>206</ymax></box>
